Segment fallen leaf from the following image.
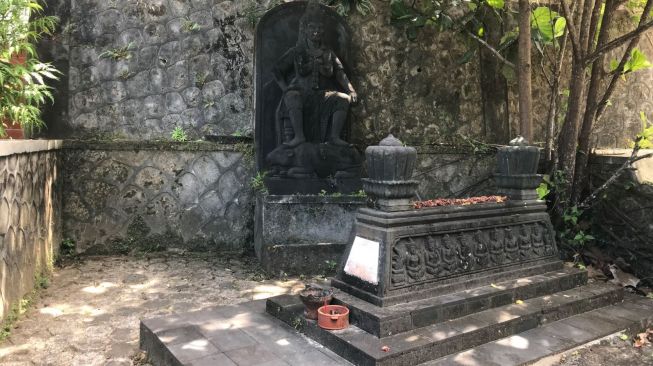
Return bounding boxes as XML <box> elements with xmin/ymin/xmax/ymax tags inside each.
<box><xmin>515</xmin><ymin>300</ymin><xmax>524</xmax><ymax>305</ymax></box>
<box><xmin>620</xmin><ymin>334</ymin><xmax>629</xmax><ymax>341</ymax></box>
<box><xmin>490</xmin><ymin>283</ymin><xmax>499</xmax><ymax>288</ymax></box>
<box><xmin>381</xmin><ymin>345</ymin><xmax>390</xmax><ymax>352</ymax></box>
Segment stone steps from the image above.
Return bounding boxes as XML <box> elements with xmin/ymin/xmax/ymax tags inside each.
<box><xmin>267</xmin><ymin>282</ymin><xmax>623</xmax><ymax>366</ymax></box>
<box><xmin>333</xmin><ymin>267</ymin><xmax>587</xmax><ymax>337</ymax></box>
<box><xmin>424</xmin><ymin>294</ymin><xmax>653</xmax><ymax>365</ymax></box>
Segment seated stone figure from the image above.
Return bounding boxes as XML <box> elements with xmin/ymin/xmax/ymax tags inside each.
<box><xmin>264</xmin><ymin>1</ymin><xmax>361</xmax><ymax>182</ymax></box>
<box><xmin>272</xmin><ymin>3</ymin><xmax>357</xmax><ymax>148</ymax></box>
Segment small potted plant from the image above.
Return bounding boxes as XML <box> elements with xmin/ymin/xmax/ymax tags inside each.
<box><xmin>1</xmin><ymin>0</ymin><xmax>60</xmax><ymax>139</ymax></box>
<box><xmin>298</xmin><ymin>284</ymin><xmax>334</xmax><ymax>320</ymax></box>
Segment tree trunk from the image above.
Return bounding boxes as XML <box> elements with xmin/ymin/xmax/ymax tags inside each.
<box><xmin>571</xmin><ymin>0</ymin><xmax>614</xmax><ymax>202</ymax></box>
<box><xmin>556</xmin><ymin>0</ymin><xmax>594</xmax><ymax>207</ymax></box>
<box><xmin>518</xmin><ymin>0</ymin><xmax>533</xmax><ymax>142</ymax></box>
<box><xmin>480</xmin><ymin>7</ymin><xmax>510</xmax><ymax>144</ymax></box>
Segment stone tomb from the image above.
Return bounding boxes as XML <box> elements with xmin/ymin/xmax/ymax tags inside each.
<box><xmin>263</xmin><ymin>137</ymin><xmax>633</xmax><ymax>365</ymax></box>
<box><xmin>139</xmin><ymin>137</ymin><xmax>653</xmax><ymax>365</ymax></box>
<box><xmin>254</xmin><ymin>1</ymin><xmax>364</xmax><ymax>274</ymax></box>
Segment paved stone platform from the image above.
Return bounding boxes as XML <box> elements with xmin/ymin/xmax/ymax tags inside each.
<box><xmin>140</xmin><ymin>299</ymin><xmax>352</xmax><ymax>366</ymax></box>
<box><xmin>141</xmin><ymin>289</ymin><xmax>653</xmax><ymax>366</ymax></box>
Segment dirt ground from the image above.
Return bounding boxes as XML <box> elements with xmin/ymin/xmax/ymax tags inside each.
<box><xmin>0</xmin><ymin>252</ymin><xmax>310</xmax><ymax>366</ymax></box>
<box><xmin>0</xmin><ymin>253</ymin><xmax>651</xmax><ymax>366</ymax></box>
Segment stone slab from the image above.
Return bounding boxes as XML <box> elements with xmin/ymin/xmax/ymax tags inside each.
<box><xmin>266</xmin><ymin>283</ymin><xmax>623</xmax><ymax>366</ymax></box>
<box><xmin>255</xmin><ymin>194</ymin><xmax>365</xmax><ymax>275</ymax></box>
<box><xmin>426</xmin><ymin>295</ymin><xmax>653</xmax><ymax>366</ymax></box>
<box><xmin>140</xmin><ymin>300</ymin><xmax>351</xmax><ymax>366</ymax></box>
<box><xmin>330</xmin><ymin>267</ymin><xmax>587</xmax><ymax>337</ymax></box>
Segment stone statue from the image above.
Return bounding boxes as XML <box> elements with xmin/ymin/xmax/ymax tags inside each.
<box><xmin>255</xmin><ymin>1</ymin><xmax>362</xmax><ymax>193</ymax></box>
<box><xmin>272</xmin><ymin>0</ymin><xmax>358</xmax><ymax>147</ymax></box>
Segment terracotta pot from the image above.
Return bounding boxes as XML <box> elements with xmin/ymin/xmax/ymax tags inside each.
<box><xmin>317</xmin><ymin>305</ymin><xmax>349</xmax><ymax>330</ymax></box>
<box><xmin>299</xmin><ymin>286</ymin><xmax>333</xmax><ymax>320</ymax></box>
<box><xmin>1</xmin><ymin>52</ymin><xmax>28</xmax><ymax>139</ymax></box>
<box><xmin>1</xmin><ymin>120</ymin><xmax>24</xmax><ymax>139</ymax></box>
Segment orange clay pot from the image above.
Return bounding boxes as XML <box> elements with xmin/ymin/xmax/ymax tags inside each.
<box><xmin>317</xmin><ymin>305</ymin><xmax>349</xmax><ymax>330</ymax></box>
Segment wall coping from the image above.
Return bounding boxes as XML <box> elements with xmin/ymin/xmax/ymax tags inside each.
<box><xmin>61</xmin><ymin>139</ymin><xmax>250</xmax><ymax>152</ymax></box>
<box><xmin>0</xmin><ymin>140</ymin><xmax>63</xmax><ymax>157</ymax></box>
<box><xmin>591</xmin><ymin>149</ymin><xmax>653</xmax><ymax>164</ymax></box>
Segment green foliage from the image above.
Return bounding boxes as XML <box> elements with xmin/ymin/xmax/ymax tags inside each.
<box><xmin>0</xmin><ymin>0</ymin><xmax>60</xmax><ymax>137</ymax></box>
<box><xmin>572</xmin><ymin>230</ymin><xmax>595</xmax><ymax>246</ymax></box>
<box><xmin>181</xmin><ymin>18</ymin><xmax>201</xmax><ymax>33</ymax></box>
<box><xmin>99</xmin><ymin>42</ymin><xmax>134</xmax><ymax>61</ymax></box>
<box><xmin>60</xmin><ymin>238</ymin><xmax>76</xmax><ymax>256</ymax></box>
<box><xmin>636</xmin><ymin>111</ymin><xmax>653</xmax><ymax>148</ymax></box>
<box><xmin>251</xmin><ymin>171</ymin><xmax>268</xmax><ymax>194</ymax></box>
<box><xmin>170</xmin><ymin>126</ymin><xmax>188</xmax><ymax>142</ymax></box>
<box><xmin>352</xmin><ymin>189</ymin><xmax>367</xmax><ymax>198</ymax></box>
<box><xmin>536</xmin><ymin>182</ymin><xmax>550</xmax><ymax>200</ymax></box>
<box><xmin>234</xmin><ymin>141</ymin><xmax>255</xmax><ymax>167</ymax></box>
<box><xmin>610</xmin><ymin>48</ymin><xmax>653</xmax><ymax>79</ymax></box>
<box><xmin>486</xmin><ymin>0</ymin><xmax>504</xmax><ymax>9</ymax></box>
<box><xmin>530</xmin><ymin>7</ymin><xmax>566</xmax><ymax>44</ymax></box>
<box><xmin>324</xmin><ymin>0</ymin><xmax>374</xmax><ymax>16</ymax></box>
<box><xmin>563</xmin><ymin>205</ymin><xmax>582</xmax><ymax>226</ymax></box>
<box><xmin>325</xmin><ymin>259</ymin><xmax>338</xmax><ymax>271</ymax></box>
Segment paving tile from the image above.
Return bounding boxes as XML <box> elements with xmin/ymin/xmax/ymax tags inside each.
<box><xmin>206</xmin><ymin>328</ymin><xmax>257</xmax><ymax>352</ymax></box>
<box><xmin>168</xmin><ymin>337</ymin><xmax>221</xmax><ymax>363</ymax></box>
<box><xmin>158</xmin><ymin>325</ymin><xmax>205</xmax><ymax>346</ymax></box>
<box><xmin>141</xmin><ymin>314</ymin><xmax>186</xmax><ymax>333</ymax></box>
<box><xmin>187</xmin><ymin>352</ymin><xmax>237</xmax><ymax>366</ymax></box>
<box><xmin>224</xmin><ymin>344</ymin><xmax>289</xmax><ymax>366</ymax></box>
<box><xmin>538</xmin><ymin>320</ymin><xmax>595</xmax><ymax>343</ymax></box>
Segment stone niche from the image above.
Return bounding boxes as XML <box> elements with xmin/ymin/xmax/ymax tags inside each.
<box><xmin>254</xmin><ymin>1</ymin><xmax>362</xmax><ymax>195</ymax></box>
<box><xmin>254</xmin><ymin>1</ymin><xmax>365</xmax><ymax>274</ymax></box>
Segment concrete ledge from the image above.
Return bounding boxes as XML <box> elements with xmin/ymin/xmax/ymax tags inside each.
<box><xmin>0</xmin><ymin>139</ymin><xmax>63</xmax><ymax>157</ymax></box>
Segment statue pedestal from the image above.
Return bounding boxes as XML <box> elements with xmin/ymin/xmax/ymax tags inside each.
<box><xmin>254</xmin><ymin>194</ymin><xmax>366</xmax><ymax>275</ymax></box>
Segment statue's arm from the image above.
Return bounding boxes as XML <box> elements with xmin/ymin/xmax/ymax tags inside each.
<box><xmin>334</xmin><ymin>54</ymin><xmax>357</xmax><ymax>103</ymax></box>
<box><xmin>273</xmin><ymin>48</ymin><xmax>294</xmax><ymax>92</ymax></box>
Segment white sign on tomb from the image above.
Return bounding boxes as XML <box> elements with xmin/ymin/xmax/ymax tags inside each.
<box><xmin>344</xmin><ymin>236</ymin><xmax>379</xmax><ymax>285</ymax></box>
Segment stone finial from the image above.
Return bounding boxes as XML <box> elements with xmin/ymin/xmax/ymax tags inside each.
<box><xmin>362</xmin><ymin>135</ymin><xmax>419</xmax><ymax>211</ymax></box>
<box><xmin>379</xmin><ymin>134</ymin><xmax>403</xmax><ymax>147</ymax></box>
<box><xmin>495</xmin><ymin>136</ymin><xmax>543</xmax><ymax>200</ymax></box>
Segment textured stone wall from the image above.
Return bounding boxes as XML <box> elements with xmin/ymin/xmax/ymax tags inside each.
<box><xmin>415</xmin><ymin>147</ymin><xmax>496</xmax><ymax>200</ymax></box>
<box><xmin>589</xmin><ymin>151</ymin><xmax>653</xmax><ymax>280</ymax></box>
<box><xmin>0</xmin><ymin>144</ymin><xmax>62</xmax><ymax>321</ymax></box>
<box><xmin>64</xmin><ymin>0</ymin><xmax>255</xmax><ymax>139</ymax></box>
<box><xmin>61</xmin><ymin>141</ymin><xmax>254</xmax><ymax>253</ymax></box>
<box><xmin>47</xmin><ymin>0</ymin><xmax>653</xmax><ymax>147</ymax></box>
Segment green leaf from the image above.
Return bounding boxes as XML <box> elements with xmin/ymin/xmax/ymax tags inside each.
<box><xmin>536</xmin><ymin>183</ymin><xmax>550</xmax><ymax>200</ymax></box>
<box><xmin>626</xmin><ymin>48</ymin><xmax>652</xmax><ymax>73</ymax></box>
<box><xmin>531</xmin><ymin>6</ymin><xmax>564</xmax><ymax>43</ymax></box>
<box><xmin>486</xmin><ymin>0</ymin><xmax>505</xmax><ymax>9</ymax></box>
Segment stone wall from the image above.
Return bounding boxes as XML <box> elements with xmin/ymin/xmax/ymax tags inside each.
<box><xmin>589</xmin><ymin>150</ymin><xmax>653</xmax><ymax>279</ymax></box>
<box><xmin>415</xmin><ymin>147</ymin><xmax>496</xmax><ymax>200</ymax></box>
<box><xmin>44</xmin><ymin>0</ymin><xmax>653</xmax><ymax>148</ymax></box>
<box><xmin>61</xmin><ymin>141</ymin><xmax>255</xmax><ymax>253</ymax></box>
<box><xmin>61</xmin><ymin>0</ymin><xmax>255</xmax><ymax>140</ymax></box>
<box><xmin>0</xmin><ymin>141</ymin><xmax>63</xmax><ymax>321</ymax></box>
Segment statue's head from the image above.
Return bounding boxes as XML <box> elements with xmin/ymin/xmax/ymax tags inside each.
<box><xmin>299</xmin><ymin>1</ymin><xmax>324</xmax><ymax>44</ymax></box>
